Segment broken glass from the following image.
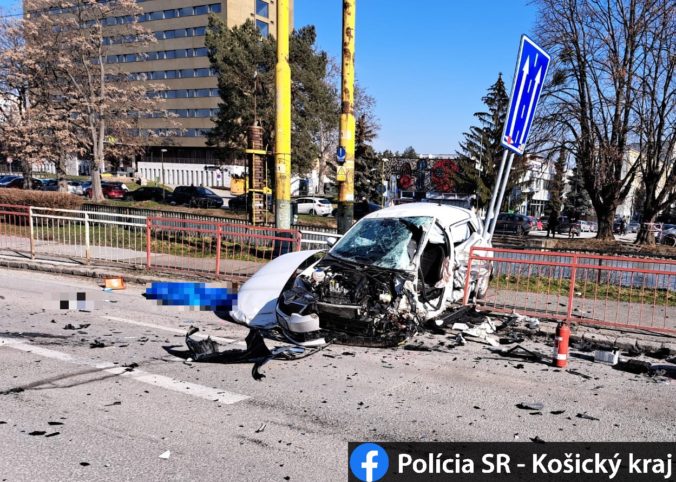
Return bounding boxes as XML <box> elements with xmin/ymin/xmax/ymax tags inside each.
<box><xmin>330</xmin><ymin>217</ymin><xmax>432</xmax><ymax>270</ymax></box>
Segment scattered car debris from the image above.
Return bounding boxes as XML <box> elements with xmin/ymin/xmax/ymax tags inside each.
<box><xmin>594</xmin><ymin>350</ymin><xmax>620</xmax><ymax>365</ymax></box>
<box><xmin>64</xmin><ymin>323</ymin><xmax>90</xmax><ymax>330</ymax></box>
<box><xmin>509</xmin><ymin>311</ymin><xmax>540</xmax><ymax>329</ymax></box>
<box><xmin>104</xmin><ymin>401</ymin><xmax>121</xmax><ymax>407</ymax></box>
<box><xmin>80</xmin><ymin>462</ymin><xmax>90</xmax><ymax>467</ymax></box>
<box><xmin>47</xmin><ymin>421</ymin><xmax>63</xmax><ymax>426</ymax></box>
<box><xmin>550</xmin><ymin>410</ymin><xmax>566</xmax><ymax>415</ymax></box>
<box><xmin>28</xmin><ymin>431</ymin><xmax>46</xmax><ymax>436</ymax></box>
<box><xmin>163</xmin><ymin>326</ymin><xmax>323</xmax><ymax>381</ymax></box>
<box><xmin>576</xmin><ymin>412</ymin><xmax>600</xmax><ymax>421</ymax></box>
<box><xmin>613</xmin><ymin>358</ymin><xmax>652</xmax><ymax>375</ymax></box>
<box><xmin>567</xmin><ymin>369</ymin><xmax>592</xmax><ymax>380</ymax></box>
<box><xmin>255</xmin><ymin>423</ymin><xmax>266</xmax><ymax>433</ymax></box>
<box><xmin>530</xmin><ymin>436</ymin><xmax>546</xmax><ymax>444</ymax></box>
<box><xmin>89</xmin><ymin>340</ymin><xmax>106</xmax><ymax>349</ymax></box>
<box><xmin>516</xmin><ymin>402</ymin><xmax>544</xmax><ymax>411</ymax></box>
<box><xmin>45</xmin><ymin>432</ymin><xmax>60</xmax><ymax>438</ymax></box>
<box><xmin>493</xmin><ymin>344</ymin><xmax>544</xmax><ymax>362</ymax></box>
<box><xmin>159</xmin><ymin>451</ymin><xmax>171</xmax><ymax>460</ymax></box>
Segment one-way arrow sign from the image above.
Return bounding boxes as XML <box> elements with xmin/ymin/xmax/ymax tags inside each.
<box><xmin>501</xmin><ymin>35</ymin><xmax>551</xmax><ymax>155</ymax></box>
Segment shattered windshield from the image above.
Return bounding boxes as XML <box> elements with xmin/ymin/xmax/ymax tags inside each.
<box><xmin>330</xmin><ymin>216</ymin><xmax>433</xmax><ymax>270</ymax></box>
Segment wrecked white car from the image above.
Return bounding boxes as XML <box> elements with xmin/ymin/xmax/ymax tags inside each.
<box><xmin>227</xmin><ymin>203</ymin><xmax>491</xmax><ymax>346</ymax></box>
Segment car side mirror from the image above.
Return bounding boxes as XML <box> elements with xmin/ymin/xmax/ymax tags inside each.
<box><xmin>326</xmin><ymin>236</ymin><xmax>337</xmax><ymax>248</ymax></box>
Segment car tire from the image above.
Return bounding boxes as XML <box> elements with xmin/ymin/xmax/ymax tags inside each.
<box><xmin>516</xmin><ymin>225</ymin><xmax>524</xmax><ymax>236</ymax></box>
<box><xmin>310</xmin><ymin>209</ymin><xmax>316</xmax><ymax>215</ymax></box>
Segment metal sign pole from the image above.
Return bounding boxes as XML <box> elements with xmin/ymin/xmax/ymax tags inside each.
<box><xmin>482</xmin><ymin>149</ymin><xmax>509</xmax><ymax>237</ymax></box>
<box><xmin>489</xmin><ymin>151</ymin><xmax>515</xmax><ymax>237</ymax></box>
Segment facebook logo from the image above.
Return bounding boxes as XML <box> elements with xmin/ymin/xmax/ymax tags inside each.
<box><xmin>349</xmin><ymin>443</ymin><xmax>389</xmax><ymax>482</ymax></box>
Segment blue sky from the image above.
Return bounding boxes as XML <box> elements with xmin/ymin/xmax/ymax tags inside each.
<box><xmin>295</xmin><ymin>0</ymin><xmax>538</xmax><ymax>155</ymax></box>
<box><xmin>0</xmin><ymin>0</ymin><xmax>538</xmax><ymax>155</ymax></box>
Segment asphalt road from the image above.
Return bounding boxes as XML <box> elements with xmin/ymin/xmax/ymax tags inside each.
<box><xmin>0</xmin><ymin>268</ymin><xmax>674</xmax><ymax>481</ymax></box>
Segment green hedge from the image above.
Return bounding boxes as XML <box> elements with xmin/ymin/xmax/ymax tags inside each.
<box><xmin>0</xmin><ymin>189</ymin><xmax>83</xmax><ymax>209</ymax></box>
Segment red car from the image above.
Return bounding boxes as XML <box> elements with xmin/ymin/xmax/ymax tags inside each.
<box><xmin>86</xmin><ymin>182</ymin><xmax>126</xmax><ymax>199</ymax></box>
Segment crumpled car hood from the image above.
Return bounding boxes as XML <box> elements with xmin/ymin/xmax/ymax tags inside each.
<box><xmin>225</xmin><ymin>249</ymin><xmax>321</xmax><ymax>329</ymax></box>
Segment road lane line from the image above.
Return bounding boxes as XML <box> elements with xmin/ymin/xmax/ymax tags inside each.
<box><xmin>101</xmin><ymin>315</ymin><xmax>241</xmax><ymax>345</ymax></box>
<box><xmin>0</xmin><ymin>337</ymin><xmax>249</xmax><ymax>404</ymax></box>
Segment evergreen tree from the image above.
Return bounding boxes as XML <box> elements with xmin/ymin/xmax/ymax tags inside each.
<box><xmin>352</xmin><ymin>84</ymin><xmax>380</xmax><ymax>201</ymax></box>
<box><xmin>545</xmin><ymin>146</ymin><xmax>567</xmax><ymax>217</ymax></box>
<box><xmin>456</xmin><ymin>74</ymin><xmax>528</xmax><ymax>210</ymax></box>
<box><xmin>563</xmin><ymin>167</ymin><xmax>592</xmax><ymax>218</ymax></box>
<box><xmin>354</xmin><ymin>113</ymin><xmax>379</xmax><ymax>201</ymax></box>
<box><xmin>401</xmin><ymin>146</ymin><xmax>418</xmax><ymax>159</ymax></box>
<box><xmin>206</xmin><ymin>19</ymin><xmax>338</xmax><ymax>175</ymax></box>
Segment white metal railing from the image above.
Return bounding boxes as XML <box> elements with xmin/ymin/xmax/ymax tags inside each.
<box><xmin>299</xmin><ymin>229</ymin><xmax>341</xmax><ymax>247</ymax></box>
<box><xmin>29</xmin><ymin>207</ymin><xmax>147</xmax><ymax>265</ymax></box>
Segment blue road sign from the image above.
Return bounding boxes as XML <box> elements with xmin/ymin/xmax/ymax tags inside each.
<box><xmin>336</xmin><ymin>145</ymin><xmax>346</xmax><ymax>165</ymax></box>
<box><xmin>501</xmin><ymin>35</ymin><xmax>551</xmax><ymax>155</ymax></box>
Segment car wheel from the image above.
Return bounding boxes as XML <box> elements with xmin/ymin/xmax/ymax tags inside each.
<box><xmin>516</xmin><ymin>225</ymin><xmax>524</xmax><ymax>236</ymax></box>
<box><xmin>310</xmin><ymin>209</ymin><xmax>316</xmax><ymax>215</ymax></box>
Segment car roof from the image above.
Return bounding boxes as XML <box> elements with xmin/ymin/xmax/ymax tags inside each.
<box><xmin>365</xmin><ymin>202</ymin><xmax>475</xmax><ymax>226</ymax></box>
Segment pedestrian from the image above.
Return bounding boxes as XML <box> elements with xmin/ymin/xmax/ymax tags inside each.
<box><xmin>620</xmin><ymin>218</ymin><xmax>626</xmax><ymax>235</ymax></box>
<box><xmin>537</xmin><ymin>218</ymin><xmax>543</xmax><ymax>231</ymax></box>
<box><xmin>546</xmin><ymin>212</ymin><xmax>558</xmax><ymax>238</ymax></box>
<box><xmin>569</xmin><ymin>213</ymin><xmax>579</xmax><ymax>238</ymax></box>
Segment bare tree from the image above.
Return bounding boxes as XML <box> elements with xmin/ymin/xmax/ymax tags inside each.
<box><xmin>633</xmin><ymin>1</ymin><xmax>676</xmax><ymax>244</ymax></box>
<box><xmin>0</xmin><ymin>15</ymin><xmax>79</xmax><ymax>187</ymax></box>
<box><xmin>535</xmin><ymin>0</ymin><xmax>668</xmax><ymax>239</ymax></box>
<box><xmin>20</xmin><ymin>0</ymin><xmax>163</xmax><ymax>201</ymax></box>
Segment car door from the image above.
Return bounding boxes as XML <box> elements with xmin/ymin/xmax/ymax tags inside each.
<box><xmin>415</xmin><ymin>221</ymin><xmax>452</xmax><ymax>317</ymax></box>
<box><xmin>296</xmin><ymin>198</ymin><xmax>310</xmax><ymax>214</ymax></box>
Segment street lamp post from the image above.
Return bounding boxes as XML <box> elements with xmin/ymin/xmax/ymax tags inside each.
<box><xmin>160</xmin><ymin>148</ymin><xmax>167</xmax><ymax>200</ymax></box>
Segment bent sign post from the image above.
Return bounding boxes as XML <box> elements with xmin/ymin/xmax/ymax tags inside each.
<box><xmin>484</xmin><ymin>35</ymin><xmax>551</xmax><ymax>239</ymax></box>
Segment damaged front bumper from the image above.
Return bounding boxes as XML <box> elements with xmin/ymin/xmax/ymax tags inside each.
<box><xmin>275</xmin><ymin>259</ymin><xmax>425</xmax><ymax>347</ymax></box>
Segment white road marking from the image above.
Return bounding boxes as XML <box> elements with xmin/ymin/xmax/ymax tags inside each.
<box><xmin>102</xmin><ymin>315</ymin><xmax>242</xmax><ymax>345</ymax></box>
<box><xmin>0</xmin><ymin>337</ymin><xmax>249</xmax><ymax>405</ymax></box>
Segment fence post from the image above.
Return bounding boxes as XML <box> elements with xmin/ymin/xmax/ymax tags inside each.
<box><xmin>462</xmin><ymin>246</ymin><xmax>475</xmax><ymax>305</ymax></box>
<box><xmin>215</xmin><ymin>224</ymin><xmax>222</xmax><ymax>278</ymax></box>
<box><xmin>84</xmin><ymin>212</ymin><xmax>91</xmax><ymax>262</ymax></box>
<box><xmin>566</xmin><ymin>254</ymin><xmax>578</xmax><ymax>321</ymax></box>
<box><xmin>145</xmin><ymin>217</ymin><xmax>152</xmax><ymax>269</ymax></box>
<box><xmin>28</xmin><ymin>207</ymin><xmax>35</xmax><ymax>259</ymax></box>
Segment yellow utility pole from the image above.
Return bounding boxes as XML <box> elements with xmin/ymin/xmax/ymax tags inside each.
<box><xmin>275</xmin><ymin>0</ymin><xmax>292</xmax><ymax>229</ymax></box>
<box><xmin>336</xmin><ymin>0</ymin><xmax>356</xmax><ymax>234</ymax></box>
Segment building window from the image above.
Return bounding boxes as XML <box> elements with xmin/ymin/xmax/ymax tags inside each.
<box><xmin>256</xmin><ymin>0</ymin><xmax>269</xmax><ymax>18</ymax></box>
<box><xmin>209</xmin><ymin>3</ymin><xmax>222</xmax><ymax>13</ymax></box>
<box><xmin>256</xmin><ymin>19</ymin><xmax>269</xmax><ymax>37</ymax></box>
<box><xmin>194</xmin><ymin>5</ymin><xmax>209</xmax><ymax>15</ymax></box>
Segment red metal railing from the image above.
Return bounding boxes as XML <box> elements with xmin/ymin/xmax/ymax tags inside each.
<box><xmin>0</xmin><ymin>204</ymin><xmax>31</xmax><ymax>256</ymax></box>
<box><xmin>463</xmin><ymin>246</ymin><xmax>676</xmax><ymax>335</ymax></box>
<box><xmin>145</xmin><ymin>216</ymin><xmax>301</xmax><ymax>281</ymax></box>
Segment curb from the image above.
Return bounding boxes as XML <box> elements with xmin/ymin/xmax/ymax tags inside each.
<box><xmin>0</xmin><ymin>256</ymin><xmax>227</xmax><ymax>286</ymax></box>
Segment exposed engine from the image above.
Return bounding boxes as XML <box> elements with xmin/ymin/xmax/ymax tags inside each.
<box><xmin>278</xmin><ymin>257</ymin><xmax>423</xmax><ymax>345</ymax></box>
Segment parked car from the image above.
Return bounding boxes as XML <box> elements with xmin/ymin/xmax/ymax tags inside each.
<box><xmin>85</xmin><ymin>182</ymin><xmax>126</xmax><ymax>199</ymax></box>
<box><xmin>658</xmin><ymin>224</ymin><xmax>676</xmax><ymax>244</ymax></box>
<box><xmin>293</xmin><ymin>197</ymin><xmax>333</xmax><ymax>216</ymax></box>
<box><xmin>557</xmin><ymin>220</ymin><xmax>581</xmax><ymax>236</ymax></box>
<box><xmin>124</xmin><ymin>186</ymin><xmax>172</xmax><ymax>202</ymax></box>
<box><xmin>0</xmin><ymin>175</ymin><xmax>20</xmax><ymax>186</ymax></box>
<box><xmin>628</xmin><ymin>222</ymin><xmax>640</xmax><ymax>233</ymax></box>
<box><xmin>37</xmin><ymin>179</ymin><xmax>59</xmax><ymax>191</ymax></box>
<box><xmin>579</xmin><ymin>220</ymin><xmax>592</xmax><ymax>232</ymax></box>
<box><xmin>660</xmin><ymin>225</ymin><xmax>676</xmax><ymax>246</ymax></box>
<box><xmin>227</xmin><ymin>203</ymin><xmax>492</xmax><ymax>346</ymax></box>
<box><xmin>67</xmin><ymin>181</ymin><xmax>84</xmax><ymax>196</ymax></box>
<box><xmin>494</xmin><ymin>213</ymin><xmax>531</xmax><ymax>235</ymax></box>
<box><xmin>227</xmin><ymin>194</ymin><xmax>248</xmax><ymax>211</ymax></box>
<box><xmin>331</xmin><ymin>200</ymin><xmax>382</xmax><ymax>220</ymax></box>
<box><xmin>170</xmin><ymin>185</ymin><xmax>224</xmax><ymax>209</ymax></box>
<box><xmin>1</xmin><ymin>177</ymin><xmax>43</xmax><ymax>189</ymax></box>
